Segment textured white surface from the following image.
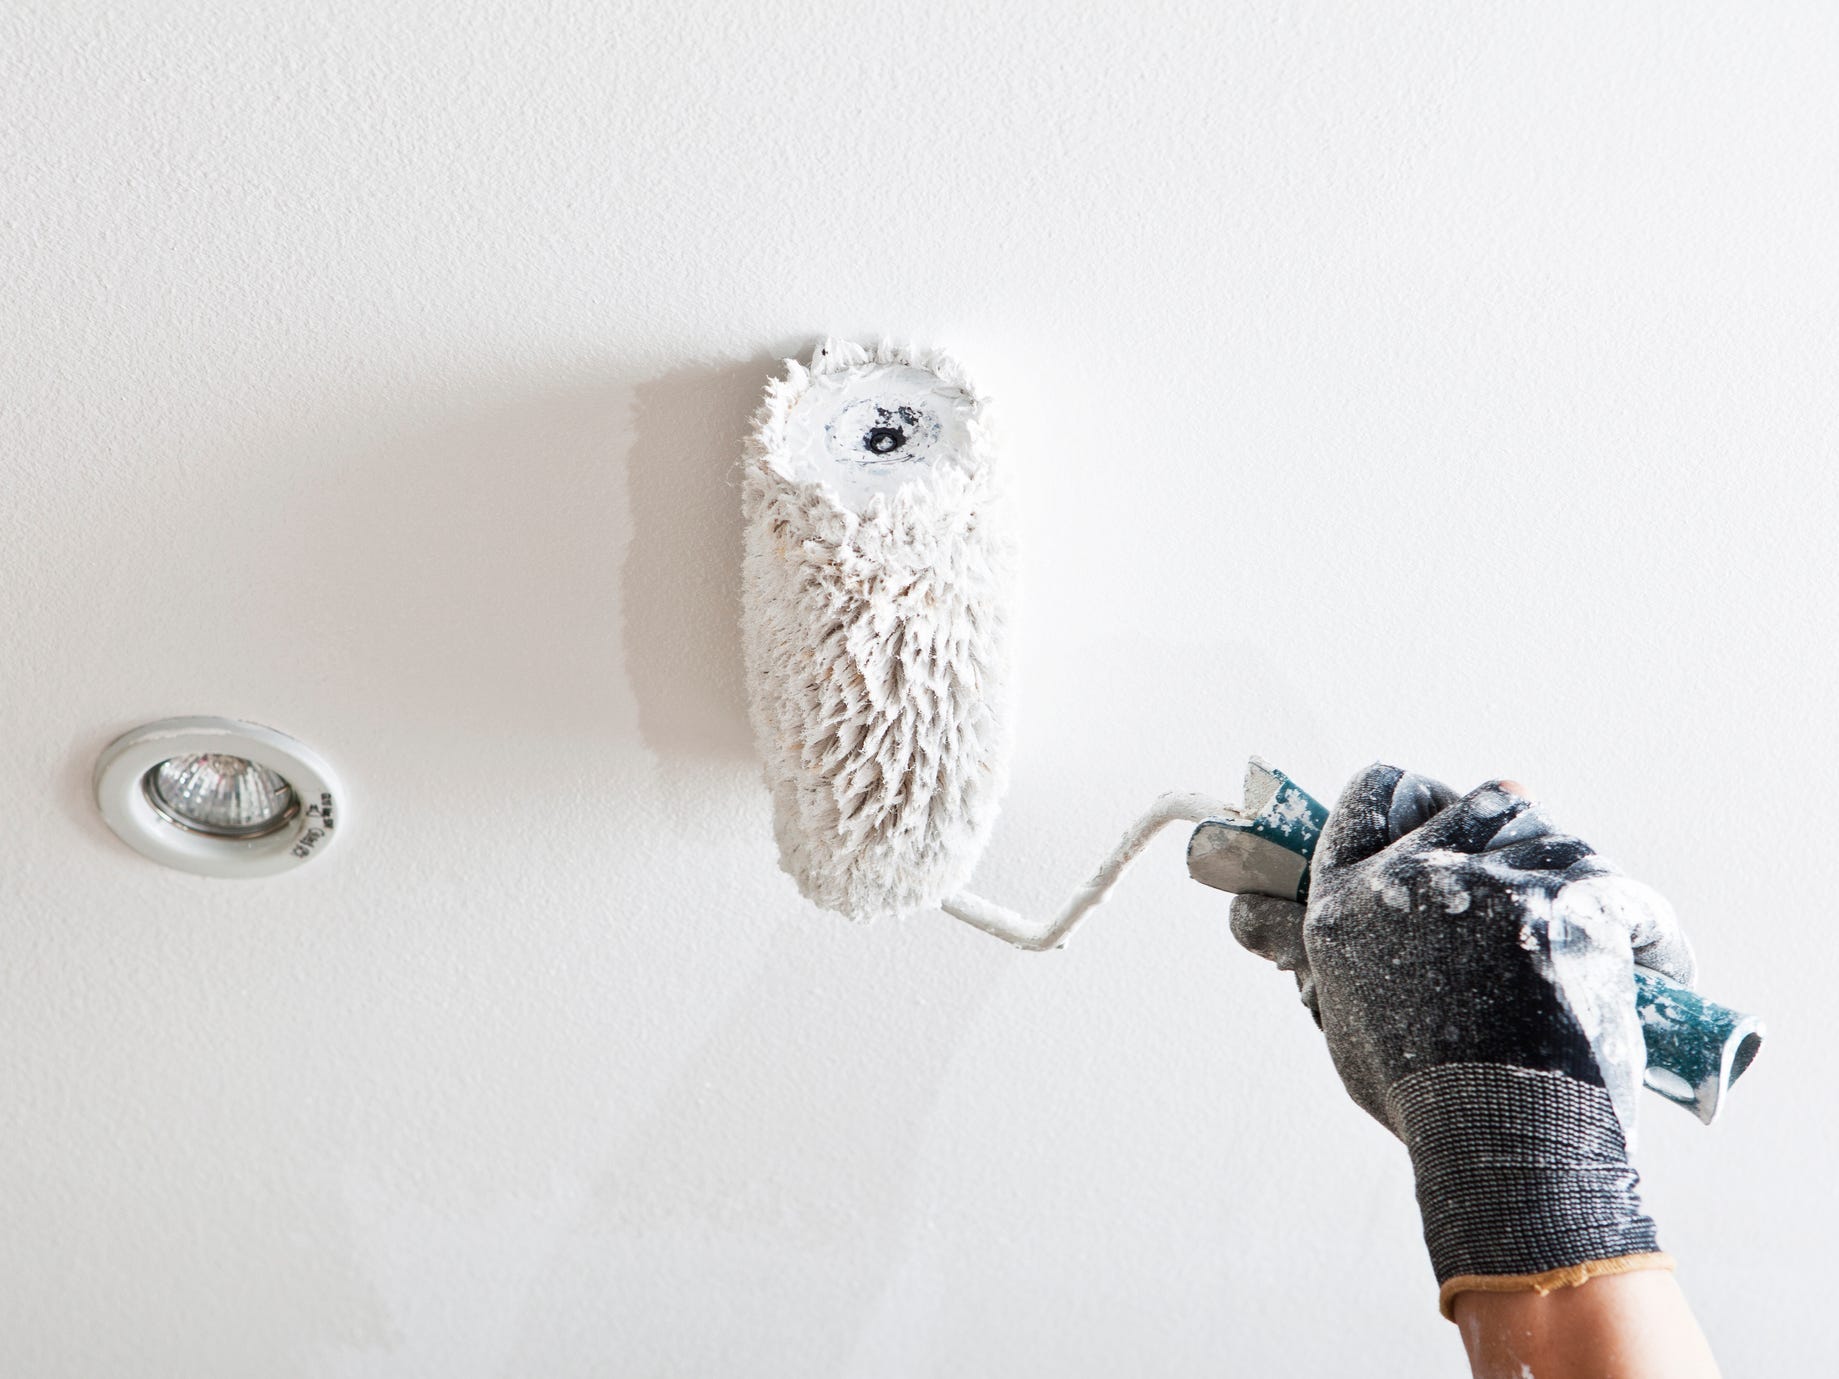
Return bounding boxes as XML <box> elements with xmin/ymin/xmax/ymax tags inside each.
<box><xmin>1</xmin><ymin>4</ymin><xmax>1834</xmax><ymax>1376</ymax></box>
<box><xmin>743</xmin><ymin>340</ymin><xmax>1014</xmax><ymax>922</ymax></box>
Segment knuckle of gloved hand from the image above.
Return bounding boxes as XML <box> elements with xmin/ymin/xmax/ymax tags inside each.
<box><xmin>1493</xmin><ymin>834</ymin><xmax>1596</xmax><ymax>874</ymax></box>
<box><xmin>1357</xmin><ymin>850</ymin><xmax>1466</xmax><ymax>919</ymax></box>
<box><xmin>1384</xmin><ymin>772</ymin><xmax>1455</xmax><ymax>840</ymax></box>
<box><xmin>1443</xmin><ymin>791</ymin><xmax>1523</xmax><ymax>848</ymax></box>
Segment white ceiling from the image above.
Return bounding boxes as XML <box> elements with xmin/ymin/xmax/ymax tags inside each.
<box><xmin>3</xmin><ymin>4</ymin><xmax>1833</xmax><ymax>1375</ymax></box>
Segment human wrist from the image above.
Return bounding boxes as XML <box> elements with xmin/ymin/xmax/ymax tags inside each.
<box><xmin>1386</xmin><ymin>1063</ymin><xmax>1667</xmax><ymax>1320</ymax></box>
<box><xmin>1453</xmin><ymin>1271</ymin><xmax>1720</xmax><ymax>1379</ymax></box>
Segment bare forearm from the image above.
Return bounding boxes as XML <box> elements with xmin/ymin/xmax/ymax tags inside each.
<box><xmin>1453</xmin><ymin>1272</ymin><xmax>1720</xmax><ymax>1379</ymax></box>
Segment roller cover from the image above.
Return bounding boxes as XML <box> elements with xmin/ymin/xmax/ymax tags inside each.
<box><xmin>741</xmin><ymin>338</ymin><xmax>1017</xmax><ymax>921</ymax></box>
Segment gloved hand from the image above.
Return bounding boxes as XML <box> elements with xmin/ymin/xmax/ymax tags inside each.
<box><xmin>1230</xmin><ymin>763</ymin><xmax>1697</xmax><ymax>1319</ymax></box>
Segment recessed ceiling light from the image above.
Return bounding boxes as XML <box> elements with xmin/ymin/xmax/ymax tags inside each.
<box><xmin>93</xmin><ymin>717</ymin><xmax>346</xmax><ymax>878</ymax></box>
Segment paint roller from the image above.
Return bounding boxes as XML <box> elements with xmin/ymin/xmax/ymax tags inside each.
<box><xmin>741</xmin><ymin>340</ymin><xmax>1763</xmax><ymax>1126</ymax></box>
<box><xmin>741</xmin><ymin>337</ymin><xmax>1015</xmax><ymax>922</ymax></box>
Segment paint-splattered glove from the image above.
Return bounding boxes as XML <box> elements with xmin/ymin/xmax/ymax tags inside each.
<box><xmin>1229</xmin><ymin>763</ymin><xmax>1696</xmax><ymax>1318</ymax></box>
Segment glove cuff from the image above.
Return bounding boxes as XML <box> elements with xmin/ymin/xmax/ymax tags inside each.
<box><xmin>1387</xmin><ymin>1063</ymin><xmax>1662</xmax><ymax>1314</ymax></box>
<box><xmin>1435</xmin><ymin>1252</ymin><xmax>1675</xmax><ymax>1321</ymax></box>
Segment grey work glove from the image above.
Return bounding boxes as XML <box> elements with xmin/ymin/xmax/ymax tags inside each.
<box><xmin>1231</xmin><ymin>763</ymin><xmax>1696</xmax><ymax>1317</ymax></box>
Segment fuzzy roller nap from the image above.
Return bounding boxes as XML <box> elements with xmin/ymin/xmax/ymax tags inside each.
<box><xmin>741</xmin><ymin>339</ymin><xmax>1017</xmax><ymax>921</ymax></box>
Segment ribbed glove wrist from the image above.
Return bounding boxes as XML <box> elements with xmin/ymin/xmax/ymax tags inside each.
<box><xmin>1389</xmin><ymin>1063</ymin><xmax>1668</xmax><ymax>1318</ymax></box>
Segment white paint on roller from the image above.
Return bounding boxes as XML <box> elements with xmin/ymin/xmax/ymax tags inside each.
<box><xmin>741</xmin><ymin>338</ymin><xmax>1016</xmax><ymax>921</ymax></box>
<box><xmin>780</xmin><ymin>362</ymin><xmax>977</xmax><ymax>512</ymax></box>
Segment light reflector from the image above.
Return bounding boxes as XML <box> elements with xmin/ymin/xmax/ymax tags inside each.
<box><xmin>146</xmin><ymin>753</ymin><xmax>299</xmax><ymax>838</ymax></box>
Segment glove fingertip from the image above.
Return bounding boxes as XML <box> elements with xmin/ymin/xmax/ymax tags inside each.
<box><xmin>1229</xmin><ymin>893</ymin><xmax>1306</xmax><ymax>960</ymax></box>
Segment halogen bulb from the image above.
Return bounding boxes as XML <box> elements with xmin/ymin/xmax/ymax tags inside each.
<box><xmin>145</xmin><ymin>753</ymin><xmax>299</xmax><ymax>838</ymax></box>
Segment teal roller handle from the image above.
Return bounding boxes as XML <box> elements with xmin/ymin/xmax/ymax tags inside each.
<box><xmin>1629</xmin><ymin>969</ymin><xmax>1764</xmax><ymax>1125</ymax></box>
<box><xmin>1186</xmin><ymin>761</ymin><xmax>1765</xmax><ymax>1125</ymax></box>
